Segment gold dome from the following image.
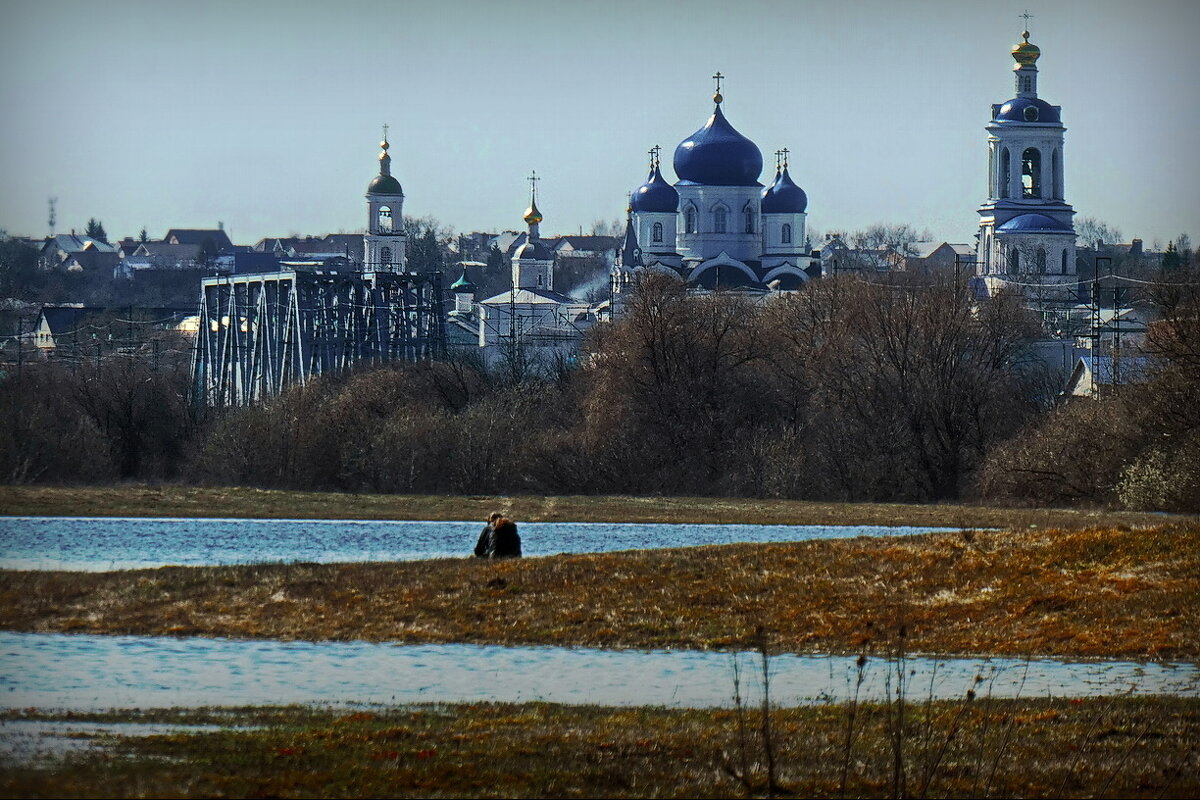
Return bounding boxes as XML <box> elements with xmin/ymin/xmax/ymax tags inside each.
<box><xmin>1012</xmin><ymin>31</ymin><xmax>1040</xmax><ymax>66</ymax></box>
<box><xmin>524</xmin><ymin>200</ymin><xmax>543</xmax><ymax>225</ymax></box>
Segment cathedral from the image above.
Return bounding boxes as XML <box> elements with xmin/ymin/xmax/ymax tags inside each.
<box><xmin>974</xmin><ymin>26</ymin><xmax>1077</xmax><ymax>294</ymax></box>
<box><xmin>613</xmin><ymin>76</ymin><xmax>817</xmax><ymax>295</ymax></box>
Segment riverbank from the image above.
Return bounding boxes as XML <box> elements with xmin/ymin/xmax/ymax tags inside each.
<box><xmin>0</xmin><ymin>484</ymin><xmax>1192</xmax><ymax>528</ymax></box>
<box><xmin>4</xmin><ymin>698</ymin><xmax>1198</xmax><ymax>798</ymax></box>
<box><xmin>3</xmin><ymin>522</ymin><xmax>1196</xmax><ymax>659</ymax></box>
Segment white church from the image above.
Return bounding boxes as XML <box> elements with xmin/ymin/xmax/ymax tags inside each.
<box><xmin>613</xmin><ymin>75</ymin><xmax>818</xmax><ymax>295</ymax></box>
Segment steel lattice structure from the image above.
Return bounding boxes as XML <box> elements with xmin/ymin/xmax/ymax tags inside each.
<box><xmin>193</xmin><ymin>269</ymin><xmax>445</xmax><ymax>407</ymax></box>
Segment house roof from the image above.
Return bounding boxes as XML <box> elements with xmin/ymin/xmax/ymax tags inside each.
<box><xmin>164</xmin><ymin>228</ymin><xmax>233</xmax><ymax>248</ymax></box>
<box><xmin>479</xmin><ymin>288</ymin><xmax>580</xmax><ymax>305</ymax></box>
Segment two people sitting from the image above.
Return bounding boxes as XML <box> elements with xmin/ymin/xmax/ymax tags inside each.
<box><xmin>473</xmin><ymin>511</ymin><xmax>522</xmax><ymax>558</ymax></box>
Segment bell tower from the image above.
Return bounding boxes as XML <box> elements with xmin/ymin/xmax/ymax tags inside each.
<box><xmin>364</xmin><ymin>126</ymin><xmax>406</xmax><ymax>272</ymax></box>
<box><xmin>975</xmin><ymin>18</ymin><xmax>1075</xmax><ymax>291</ymax></box>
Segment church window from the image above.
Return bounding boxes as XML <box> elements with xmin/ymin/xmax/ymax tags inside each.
<box><xmin>1021</xmin><ymin>148</ymin><xmax>1041</xmax><ymax>198</ymax></box>
<box><xmin>744</xmin><ymin>208</ymin><xmax>755</xmax><ymax>234</ymax></box>
<box><xmin>782</xmin><ymin>223</ymin><xmax>792</xmax><ymax>244</ymax></box>
<box><xmin>377</xmin><ymin>205</ymin><xmax>393</xmax><ymax>232</ymax></box>
<box><xmin>1061</xmin><ymin>249</ymin><xmax>1069</xmax><ymax>273</ymax></box>
<box><xmin>652</xmin><ymin>222</ymin><xmax>663</xmax><ymax>243</ymax></box>
<box><xmin>685</xmin><ymin>206</ymin><xmax>697</xmax><ymax>234</ymax></box>
<box><xmin>988</xmin><ymin>145</ymin><xmax>996</xmax><ymax>196</ymax></box>
<box><xmin>1052</xmin><ymin>148</ymin><xmax>1061</xmax><ymax>199</ymax></box>
<box><xmin>1008</xmin><ymin>248</ymin><xmax>1019</xmax><ymax>273</ymax></box>
<box><xmin>999</xmin><ymin>148</ymin><xmax>1011</xmax><ymax>199</ymax></box>
<box><xmin>1036</xmin><ymin>247</ymin><xmax>1046</xmax><ymax>273</ymax></box>
<box><xmin>380</xmin><ymin>246</ymin><xmax>392</xmax><ymax>267</ymax></box>
<box><xmin>714</xmin><ymin>206</ymin><xmax>727</xmax><ymax>234</ymax></box>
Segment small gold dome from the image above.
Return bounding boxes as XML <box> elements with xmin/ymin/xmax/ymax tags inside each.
<box><xmin>713</xmin><ymin>91</ymin><xmax>723</xmax><ymax>104</ymax></box>
<box><xmin>1012</xmin><ymin>31</ymin><xmax>1040</xmax><ymax>66</ymax></box>
<box><xmin>524</xmin><ymin>200</ymin><xmax>543</xmax><ymax>225</ymax></box>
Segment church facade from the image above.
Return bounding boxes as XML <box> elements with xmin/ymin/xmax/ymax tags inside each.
<box><xmin>974</xmin><ymin>28</ymin><xmax>1077</xmax><ymax>294</ymax></box>
<box><xmin>613</xmin><ymin>78</ymin><xmax>817</xmax><ymax>296</ymax></box>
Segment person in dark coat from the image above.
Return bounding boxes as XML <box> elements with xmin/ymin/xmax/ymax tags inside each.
<box><xmin>474</xmin><ymin>512</ymin><xmax>503</xmax><ymax>558</ymax></box>
<box><xmin>488</xmin><ymin>517</ymin><xmax>522</xmax><ymax>558</ymax></box>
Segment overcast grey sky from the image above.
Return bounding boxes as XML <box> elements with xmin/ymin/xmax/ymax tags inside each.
<box><xmin>2</xmin><ymin>0</ymin><xmax>1197</xmax><ymax>246</ymax></box>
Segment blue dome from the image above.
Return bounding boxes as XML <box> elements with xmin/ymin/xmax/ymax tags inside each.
<box><xmin>673</xmin><ymin>104</ymin><xmax>763</xmax><ymax>186</ymax></box>
<box><xmin>514</xmin><ymin>239</ymin><xmax>555</xmax><ymax>261</ymax></box>
<box><xmin>630</xmin><ymin>164</ymin><xmax>679</xmax><ymax>213</ymax></box>
<box><xmin>760</xmin><ymin>166</ymin><xmax>808</xmax><ymax>214</ymax></box>
<box><xmin>997</xmin><ymin>213</ymin><xmax>1072</xmax><ymax>232</ymax></box>
<box><xmin>993</xmin><ymin>96</ymin><xmax>1061</xmax><ymax>124</ymax></box>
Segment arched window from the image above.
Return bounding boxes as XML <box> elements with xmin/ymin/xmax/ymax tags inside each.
<box><xmin>714</xmin><ymin>206</ymin><xmax>727</xmax><ymax>234</ymax></box>
<box><xmin>652</xmin><ymin>222</ymin><xmax>663</xmax><ymax>243</ymax></box>
<box><xmin>1052</xmin><ymin>148</ymin><xmax>1061</xmax><ymax>199</ymax></box>
<box><xmin>1036</xmin><ymin>247</ymin><xmax>1046</xmax><ymax>273</ymax></box>
<box><xmin>684</xmin><ymin>206</ymin><xmax>697</xmax><ymax>234</ymax></box>
<box><xmin>1061</xmin><ymin>249</ymin><xmax>1069</xmax><ymax>273</ymax></box>
<box><xmin>988</xmin><ymin>144</ymin><xmax>996</xmax><ymax>197</ymax></box>
<box><xmin>380</xmin><ymin>246</ymin><xmax>392</xmax><ymax>267</ymax></box>
<box><xmin>1008</xmin><ymin>248</ymin><xmax>1019</xmax><ymax>273</ymax></box>
<box><xmin>1021</xmin><ymin>148</ymin><xmax>1041</xmax><ymax>198</ymax></box>
<box><xmin>782</xmin><ymin>223</ymin><xmax>792</xmax><ymax>244</ymax></box>
<box><xmin>377</xmin><ymin>205</ymin><xmax>393</xmax><ymax>232</ymax></box>
<box><xmin>744</xmin><ymin>208</ymin><xmax>755</xmax><ymax>234</ymax></box>
<box><xmin>999</xmin><ymin>148</ymin><xmax>1011</xmax><ymax>199</ymax></box>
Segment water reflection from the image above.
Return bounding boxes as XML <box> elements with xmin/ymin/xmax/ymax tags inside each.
<box><xmin>0</xmin><ymin>518</ymin><xmax>959</xmax><ymax>571</ymax></box>
<box><xmin>1</xmin><ymin>632</ymin><xmax>1195</xmax><ymax>711</ymax></box>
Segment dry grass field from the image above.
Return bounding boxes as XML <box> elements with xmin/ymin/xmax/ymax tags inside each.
<box><xmin>0</xmin><ymin>484</ymin><xmax>1188</xmax><ymax>528</ymax></box>
<box><xmin>3</xmin><ymin>698</ymin><xmax>1198</xmax><ymax>798</ymax></box>
<box><xmin>3</xmin><ymin>522</ymin><xmax>1196</xmax><ymax>659</ymax></box>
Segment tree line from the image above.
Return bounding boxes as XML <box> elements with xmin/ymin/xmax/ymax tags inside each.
<box><xmin>1</xmin><ymin>271</ymin><xmax>1196</xmax><ymax>511</ymax></box>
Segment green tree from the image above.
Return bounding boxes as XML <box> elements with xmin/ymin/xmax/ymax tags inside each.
<box><xmin>138</xmin><ymin>227</ymin><xmax>149</xmax><ymax>243</ymax></box>
<box><xmin>84</xmin><ymin>218</ymin><xmax>107</xmax><ymax>242</ymax></box>
<box><xmin>1163</xmin><ymin>241</ymin><xmax>1180</xmax><ymax>271</ymax></box>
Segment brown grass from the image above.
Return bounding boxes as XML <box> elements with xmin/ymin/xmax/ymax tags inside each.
<box><xmin>1</xmin><ymin>484</ymin><xmax>1192</xmax><ymax>527</ymax></box>
<box><xmin>3</xmin><ymin>698</ymin><xmax>1198</xmax><ymax>798</ymax></box>
<box><xmin>2</xmin><ymin>523</ymin><xmax>1196</xmax><ymax>659</ymax></box>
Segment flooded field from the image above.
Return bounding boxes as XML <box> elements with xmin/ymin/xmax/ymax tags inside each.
<box><xmin>0</xmin><ymin>517</ymin><xmax>957</xmax><ymax>571</ymax></box>
<box><xmin>3</xmin><ymin>632</ymin><xmax>1196</xmax><ymax>711</ymax></box>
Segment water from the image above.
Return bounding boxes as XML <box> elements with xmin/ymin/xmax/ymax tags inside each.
<box><xmin>0</xmin><ymin>518</ymin><xmax>957</xmax><ymax>571</ymax></box>
<box><xmin>1</xmin><ymin>632</ymin><xmax>1195</xmax><ymax>711</ymax></box>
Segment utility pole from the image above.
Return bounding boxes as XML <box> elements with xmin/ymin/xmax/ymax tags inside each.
<box><xmin>1093</xmin><ymin>256</ymin><xmax>1111</xmax><ymax>398</ymax></box>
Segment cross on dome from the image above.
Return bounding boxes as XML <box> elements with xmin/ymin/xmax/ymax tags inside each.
<box><xmin>712</xmin><ymin>71</ymin><xmax>724</xmax><ymax>104</ymax></box>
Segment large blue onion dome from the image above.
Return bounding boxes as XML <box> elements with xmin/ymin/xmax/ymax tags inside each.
<box><xmin>993</xmin><ymin>96</ymin><xmax>1061</xmax><ymax>124</ymax></box>
<box><xmin>630</xmin><ymin>164</ymin><xmax>679</xmax><ymax>213</ymax></box>
<box><xmin>997</xmin><ymin>213</ymin><xmax>1073</xmax><ymax>232</ymax></box>
<box><xmin>673</xmin><ymin>102</ymin><xmax>763</xmax><ymax>186</ymax></box>
<box><xmin>760</xmin><ymin>164</ymin><xmax>807</xmax><ymax>214</ymax></box>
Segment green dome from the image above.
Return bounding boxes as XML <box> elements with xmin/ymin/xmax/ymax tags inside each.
<box><xmin>368</xmin><ymin>174</ymin><xmax>403</xmax><ymax>195</ymax></box>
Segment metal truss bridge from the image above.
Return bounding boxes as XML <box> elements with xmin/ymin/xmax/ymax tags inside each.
<box><xmin>193</xmin><ymin>269</ymin><xmax>445</xmax><ymax>407</ymax></box>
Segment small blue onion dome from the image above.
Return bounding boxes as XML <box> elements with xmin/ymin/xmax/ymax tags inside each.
<box><xmin>997</xmin><ymin>213</ymin><xmax>1072</xmax><ymax>232</ymax></box>
<box><xmin>450</xmin><ymin>269</ymin><xmax>476</xmax><ymax>293</ymax></box>
<box><xmin>760</xmin><ymin>165</ymin><xmax>808</xmax><ymax>214</ymax></box>
<box><xmin>993</xmin><ymin>96</ymin><xmax>1061</xmax><ymax>124</ymax></box>
<box><xmin>673</xmin><ymin>103</ymin><xmax>763</xmax><ymax>186</ymax></box>
<box><xmin>630</xmin><ymin>164</ymin><xmax>679</xmax><ymax>213</ymax></box>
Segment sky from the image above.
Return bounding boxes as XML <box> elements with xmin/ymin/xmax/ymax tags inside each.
<box><xmin>1</xmin><ymin>0</ymin><xmax>1197</xmax><ymax>248</ymax></box>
